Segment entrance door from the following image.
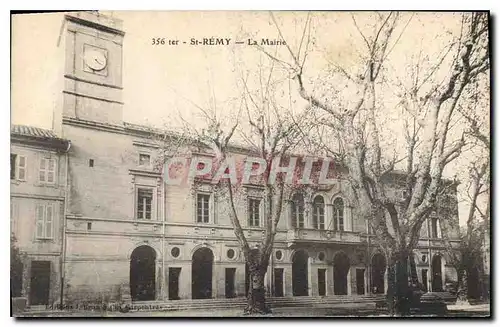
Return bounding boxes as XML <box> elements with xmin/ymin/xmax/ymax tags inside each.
<box><xmin>274</xmin><ymin>268</ymin><xmax>284</xmax><ymax>297</ymax></box>
<box><xmin>192</xmin><ymin>247</ymin><xmax>214</xmax><ymax>299</ymax></box>
<box><xmin>431</xmin><ymin>255</ymin><xmax>443</xmax><ymax>292</ymax></box>
<box><xmin>29</xmin><ymin>261</ymin><xmax>51</xmax><ymax>305</ymax></box>
<box><xmin>168</xmin><ymin>268</ymin><xmax>181</xmax><ymax>300</ymax></box>
<box><xmin>225</xmin><ymin>268</ymin><xmax>236</xmax><ymax>298</ymax></box>
<box><xmin>292</xmin><ymin>250</ymin><xmax>309</xmax><ymax>296</ymax></box>
<box><xmin>130</xmin><ymin>245</ymin><xmax>156</xmax><ymax>301</ymax></box>
<box><xmin>318</xmin><ymin>269</ymin><xmax>326</xmax><ymax>296</ymax></box>
<box><xmin>356</xmin><ymin>269</ymin><xmax>365</xmax><ymax>295</ymax></box>
<box><xmin>333</xmin><ymin>252</ymin><xmax>350</xmax><ymax>295</ymax></box>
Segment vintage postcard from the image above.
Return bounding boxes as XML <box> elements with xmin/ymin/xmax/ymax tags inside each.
<box><xmin>10</xmin><ymin>10</ymin><xmax>490</xmax><ymax>318</ymax></box>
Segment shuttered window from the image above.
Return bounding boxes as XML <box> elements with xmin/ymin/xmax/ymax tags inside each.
<box><xmin>36</xmin><ymin>204</ymin><xmax>54</xmax><ymax>239</ymax></box>
<box><xmin>39</xmin><ymin>158</ymin><xmax>56</xmax><ymax>183</ymax></box>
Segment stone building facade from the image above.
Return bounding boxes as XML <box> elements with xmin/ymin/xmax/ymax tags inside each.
<box><xmin>10</xmin><ymin>125</ymin><xmax>70</xmax><ymax>306</ymax></box>
<box><xmin>11</xmin><ymin>11</ymin><xmax>461</xmax><ymax>306</ymax></box>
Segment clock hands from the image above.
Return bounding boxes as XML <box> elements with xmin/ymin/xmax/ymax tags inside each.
<box><xmin>85</xmin><ymin>49</ymin><xmax>107</xmax><ymax>71</ymax></box>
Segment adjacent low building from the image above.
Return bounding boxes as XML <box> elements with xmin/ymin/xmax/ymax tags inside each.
<box><xmin>10</xmin><ymin>125</ymin><xmax>70</xmax><ymax>306</ymax></box>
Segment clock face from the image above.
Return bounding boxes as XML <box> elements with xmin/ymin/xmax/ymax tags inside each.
<box><xmin>84</xmin><ymin>49</ymin><xmax>107</xmax><ymax>71</ymax></box>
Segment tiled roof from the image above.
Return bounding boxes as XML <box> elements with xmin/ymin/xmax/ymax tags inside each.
<box><xmin>11</xmin><ymin>124</ymin><xmax>60</xmax><ymax>139</ymax></box>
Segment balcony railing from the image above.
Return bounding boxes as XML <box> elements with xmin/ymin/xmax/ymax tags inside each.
<box><xmin>287</xmin><ymin>228</ymin><xmax>361</xmax><ymax>244</ymax></box>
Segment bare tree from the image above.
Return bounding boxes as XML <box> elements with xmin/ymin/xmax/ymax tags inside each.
<box><xmin>168</xmin><ymin>62</ymin><xmax>310</xmax><ymax>314</ymax></box>
<box><xmin>260</xmin><ymin>11</ymin><xmax>489</xmax><ymax>315</ymax></box>
<box><xmin>441</xmin><ymin>161</ymin><xmax>488</xmax><ymax>304</ymax></box>
<box><xmin>441</xmin><ymin>90</ymin><xmax>490</xmax><ymax>303</ymax></box>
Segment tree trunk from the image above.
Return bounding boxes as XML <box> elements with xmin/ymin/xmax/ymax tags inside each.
<box><xmin>386</xmin><ymin>252</ymin><xmax>412</xmax><ymax>316</ymax></box>
<box><xmin>456</xmin><ymin>268</ymin><xmax>469</xmax><ymax>305</ymax></box>
<box><xmin>397</xmin><ymin>253</ymin><xmax>412</xmax><ymax>316</ymax></box>
<box><xmin>386</xmin><ymin>264</ymin><xmax>396</xmax><ymax>315</ymax></box>
<box><xmin>244</xmin><ymin>265</ymin><xmax>271</xmax><ymax>315</ymax></box>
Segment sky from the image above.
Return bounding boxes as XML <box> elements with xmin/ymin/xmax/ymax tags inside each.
<box><xmin>11</xmin><ymin>11</ymin><xmax>489</xmax><ymax>226</ymax></box>
<box><xmin>11</xmin><ymin>11</ymin><xmax>463</xmax><ymax>129</ymax></box>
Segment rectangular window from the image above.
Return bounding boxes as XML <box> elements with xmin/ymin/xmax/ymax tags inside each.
<box><xmin>11</xmin><ymin>154</ymin><xmax>27</xmax><ymax>180</ymax></box>
<box><xmin>35</xmin><ymin>204</ymin><xmax>54</xmax><ymax>239</ymax></box>
<box><xmin>196</xmin><ymin>193</ymin><xmax>210</xmax><ymax>223</ymax></box>
<box><xmin>297</xmin><ymin>209</ymin><xmax>304</xmax><ymax>228</ymax></box>
<box><xmin>338</xmin><ymin>213</ymin><xmax>344</xmax><ymax>231</ymax></box>
<box><xmin>18</xmin><ymin>155</ymin><xmax>27</xmax><ymax>180</ymax></box>
<box><xmin>139</xmin><ymin>153</ymin><xmax>151</xmax><ymax>166</ymax></box>
<box><xmin>137</xmin><ymin>188</ymin><xmax>153</xmax><ymax>219</ymax></box>
<box><xmin>291</xmin><ymin>202</ymin><xmax>305</xmax><ymax>228</ymax></box>
<box><xmin>313</xmin><ymin>206</ymin><xmax>325</xmax><ymax>229</ymax></box>
<box><xmin>39</xmin><ymin>158</ymin><xmax>56</xmax><ymax>183</ymax></box>
<box><xmin>319</xmin><ymin>213</ymin><xmax>325</xmax><ymax>230</ymax></box>
<box><xmin>431</xmin><ymin>218</ymin><xmax>441</xmax><ymax>238</ymax></box>
<box><xmin>248</xmin><ymin>198</ymin><xmax>261</xmax><ymax>227</ymax></box>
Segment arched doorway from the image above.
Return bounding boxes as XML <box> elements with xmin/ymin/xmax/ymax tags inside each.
<box><xmin>371</xmin><ymin>253</ymin><xmax>386</xmax><ymax>294</ymax></box>
<box><xmin>431</xmin><ymin>255</ymin><xmax>443</xmax><ymax>291</ymax></box>
<box><xmin>130</xmin><ymin>245</ymin><xmax>156</xmax><ymax>301</ymax></box>
<box><xmin>292</xmin><ymin>250</ymin><xmax>309</xmax><ymax>296</ymax></box>
<box><xmin>334</xmin><ymin>252</ymin><xmax>350</xmax><ymax>295</ymax></box>
<box><xmin>192</xmin><ymin>247</ymin><xmax>214</xmax><ymax>299</ymax></box>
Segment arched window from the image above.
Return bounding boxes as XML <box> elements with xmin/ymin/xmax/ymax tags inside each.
<box><xmin>333</xmin><ymin>197</ymin><xmax>344</xmax><ymax>231</ymax></box>
<box><xmin>291</xmin><ymin>193</ymin><xmax>305</xmax><ymax>228</ymax></box>
<box><xmin>312</xmin><ymin>196</ymin><xmax>325</xmax><ymax>230</ymax></box>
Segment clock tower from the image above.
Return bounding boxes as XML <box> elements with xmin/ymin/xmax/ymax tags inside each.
<box><xmin>61</xmin><ymin>12</ymin><xmax>124</xmax><ymax>126</ymax></box>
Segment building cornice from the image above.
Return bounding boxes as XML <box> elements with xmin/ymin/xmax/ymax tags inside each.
<box><xmin>65</xmin><ymin>14</ymin><xmax>125</xmax><ymax>36</ymax></box>
<box><xmin>11</xmin><ymin>134</ymin><xmax>70</xmax><ymax>153</ymax></box>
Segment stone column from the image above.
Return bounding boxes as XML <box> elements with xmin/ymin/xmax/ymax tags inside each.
<box><xmin>156</xmin><ymin>259</ymin><xmax>163</xmax><ymax>301</ymax></box>
<box><xmin>364</xmin><ymin>268</ymin><xmax>369</xmax><ymax>295</ymax></box>
<box><xmin>213</xmin><ymin>263</ymin><xmax>222</xmax><ymax>299</ymax></box>
<box><xmin>284</xmin><ymin>265</ymin><xmax>293</xmax><ymax>297</ymax></box>
<box><xmin>347</xmin><ymin>269</ymin><xmax>352</xmax><ymax>295</ymax></box>
<box><xmin>179</xmin><ymin>263</ymin><xmax>191</xmax><ymax>300</ymax></box>
<box><xmin>310</xmin><ymin>263</ymin><xmax>318</xmax><ymax>296</ymax></box>
<box><xmin>307</xmin><ymin>256</ymin><xmax>313</xmax><ymax>296</ymax></box>
<box><xmin>327</xmin><ymin>264</ymin><xmax>334</xmax><ymax>296</ymax></box>
<box><xmin>384</xmin><ymin>268</ymin><xmax>388</xmax><ymax>294</ymax></box>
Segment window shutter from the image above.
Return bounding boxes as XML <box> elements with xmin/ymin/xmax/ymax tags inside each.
<box><xmin>39</xmin><ymin>158</ymin><xmax>47</xmax><ymax>182</ymax></box>
<box><xmin>17</xmin><ymin>156</ymin><xmax>26</xmax><ymax>180</ymax></box>
<box><xmin>11</xmin><ymin>154</ymin><xmax>17</xmax><ymax>180</ymax></box>
<box><xmin>47</xmin><ymin>159</ymin><xmax>55</xmax><ymax>183</ymax></box>
<box><xmin>437</xmin><ymin>219</ymin><xmax>442</xmax><ymax>238</ymax></box>
<box><xmin>35</xmin><ymin>205</ymin><xmax>44</xmax><ymax>238</ymax></box>
<box><xmin>45</xmin><ymin>205</ymin><xmax>53</xmax><ymax>238</ymax></box>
